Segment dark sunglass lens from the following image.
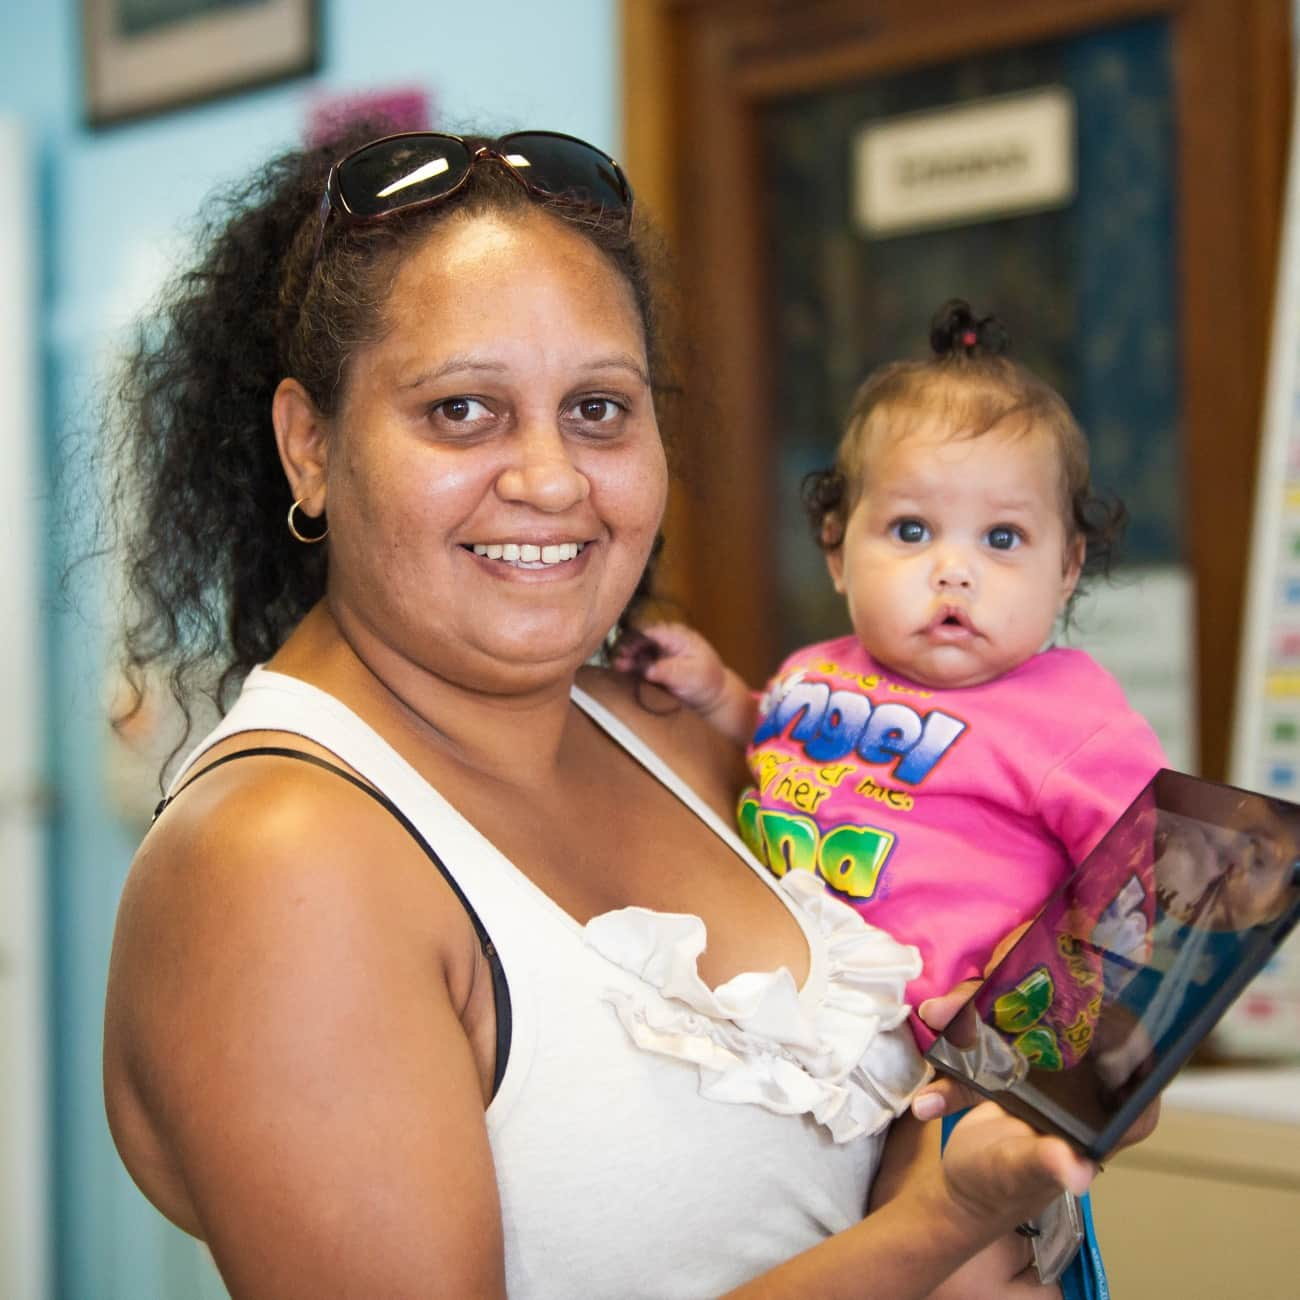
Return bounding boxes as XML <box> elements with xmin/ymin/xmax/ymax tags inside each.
<box><xmin>337</xmin><ymin>135</ymin><xmax>473</xmax><ymax>218</ymax></box>
<box><xmin>499</xmin><ymin>133</ymin><xmax>632</xmax><ymax>213</ymax></box>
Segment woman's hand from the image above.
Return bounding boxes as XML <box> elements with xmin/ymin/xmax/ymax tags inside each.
<box><xmin>937</xmin><ymin>1101</ymin><xmax>1095</xmax><ymax>1228</ymax></box>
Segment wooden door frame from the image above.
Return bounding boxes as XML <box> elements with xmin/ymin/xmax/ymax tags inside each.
<box><xmin>621</xmin><ymin>0</ymin><xmax>1291</xmax><ymax>780</ymax></box>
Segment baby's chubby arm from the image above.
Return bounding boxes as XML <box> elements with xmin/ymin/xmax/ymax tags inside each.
<box><xmin>616</xmin><ymin>622</ymin><xmax>759</xmax><ymax>747</ymax></box>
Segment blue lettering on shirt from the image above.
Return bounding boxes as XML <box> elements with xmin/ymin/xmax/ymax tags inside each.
<box><xmin>755</xmin><ymin>672</ymin><xmax>966</xmax><ymax>784</ymax></box>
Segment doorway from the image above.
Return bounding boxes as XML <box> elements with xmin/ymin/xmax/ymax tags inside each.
<box><xmin>624</xmin><ymin>0</ymin><xmax>1291</xmax><ymax>779</ymax></box>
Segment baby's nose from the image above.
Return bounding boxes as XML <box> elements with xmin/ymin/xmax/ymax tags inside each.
<box><xmin>933</xmin><ymin>557</ymin><xmax>974</xmax><ymax>589</ymax></box>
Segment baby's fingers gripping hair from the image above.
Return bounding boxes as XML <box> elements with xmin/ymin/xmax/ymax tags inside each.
<box><xmin>930</xmin><ymin>298</ymin><xmax>1010</xmax><ymax>360</ymax></box>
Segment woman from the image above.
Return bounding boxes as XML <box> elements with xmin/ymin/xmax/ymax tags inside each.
<box><xmin>102</xmin><ymin>124</ymin><xmax>1105</xmax><ymax>1298</ymax></box>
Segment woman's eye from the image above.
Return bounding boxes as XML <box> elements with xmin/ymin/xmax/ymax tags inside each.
<box><xmin>433</xmin><ymin>396</ymin><xmax>490</xmax><ymax>423</ymax></box>
<box><xmin>572</xmin><ymin>397</ymin><xmax>621</xmax><ymax>423</ymax></box>
<box><xmin>986</xmin><ymin>525</ymin><xmax>1022</xmax><ymax>551</ymax></box>
<box><xmin>892</xmin><ymin>518</ymin><xmax>929</xmax><ymax>544</ymax></box>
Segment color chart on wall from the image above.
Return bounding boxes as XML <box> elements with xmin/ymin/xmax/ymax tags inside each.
<box><xmin>1226</xmin><ymin>95</ymin><xmax>1300</xmax><ymax>1061</ymax></box>
<box><xmin>1234</xmin><ymin>97</ymin><xmax>1300</xmax><ymax>799</ymax></box>
<box><xmin>1237</xmin><ymin>466</ymin><xmax>1300</xmax><ymax>798</ymax></box>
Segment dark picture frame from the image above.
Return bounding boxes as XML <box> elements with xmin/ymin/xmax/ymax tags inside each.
<box><xmin>83</xmin><ymin>0</ymin><xmax>319</xmax><ymax>127</ymax></box>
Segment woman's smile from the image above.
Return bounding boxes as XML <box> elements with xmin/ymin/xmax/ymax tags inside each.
<box><xmin>463</xmin><ymin>539</ymin><xmax>590</xmax><ymax>571</ymax></box>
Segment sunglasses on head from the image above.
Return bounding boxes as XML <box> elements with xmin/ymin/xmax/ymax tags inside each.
<box><xmin>310</xmin><ymin>129</ymin><xmax>635</xmax><ymax>269</ymax></box>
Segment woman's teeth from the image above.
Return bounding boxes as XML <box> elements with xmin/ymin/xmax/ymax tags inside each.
<box><xmin>471</xmin><ymin>541</ymin><xmax>585</xmax><ymax>568</ymax></box>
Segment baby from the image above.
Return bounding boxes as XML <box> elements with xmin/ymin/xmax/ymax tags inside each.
<box><xmin>627</xmin><ymin>300</ymin><xmax>1168</xmax><ymax>1295</ymax></box>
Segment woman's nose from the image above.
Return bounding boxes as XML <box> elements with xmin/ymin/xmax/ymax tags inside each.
<box><xmin>495</xmin><ymin>427</ymin><xmax>590</xmax><ymax>511</ymax></box>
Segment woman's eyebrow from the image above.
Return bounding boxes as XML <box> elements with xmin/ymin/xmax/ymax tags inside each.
<box><xmin>398</xmin><ymin>356</ymin><xmax>508</xmax><ymax>389</ymax></box>
<box><xmin>583</xmin><ymin>353</ymin><xmax>652</xmax><ymax>384</ymax></box>
<box><xmin>396</xmin><ymin>353</ymin><xmax>650</xmax><ymax>390</ymax></box>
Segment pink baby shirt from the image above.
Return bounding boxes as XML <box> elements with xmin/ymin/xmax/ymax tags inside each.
<box><xmin>740</xmin><ymin>635</ymin><xmax>1167</xmax><ymax>1042</ymax></box>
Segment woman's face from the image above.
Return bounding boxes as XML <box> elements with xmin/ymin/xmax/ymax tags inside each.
<box><xmin>320</xmin><ymin>209</ymin><xmax>667</xmax><ymax>692</ymax></box>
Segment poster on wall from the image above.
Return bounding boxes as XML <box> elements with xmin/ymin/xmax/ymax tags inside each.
<box><xmin>1227</xmin><ymin>93</ymin><xmax>1300</xmax><ymax>1060</ymax></box>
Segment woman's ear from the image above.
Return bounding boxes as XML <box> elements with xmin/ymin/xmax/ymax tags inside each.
<box><xmin>272</xmin><ymin>377</ymin><xmax>330</xmax><ymax>514</ymax></box>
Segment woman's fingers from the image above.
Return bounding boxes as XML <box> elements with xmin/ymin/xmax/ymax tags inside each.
<box><xmin>911</xmin><ymin>1075</ymin><xmax>985</xmax><ymax>1120</ymax></box>
<box><xmin>1112</xmin><ymin>1096</ymin><xmax>1161</xmax><ymax>1151</ymax></box>
<box><xmin>985</xmin><ymin>920</ymin><xmax>1033</xmax><ymax>969</ymax></box>
<box><xmin>941</xmin><ymin>1103</ymin><xmax>1097</xmax><ymax>1229</ymax></box>
<box><xmin>915</xmin><ymin>922</ymin><xmax>1035</xmax><ymax>1040</ymax></box>
<box><xmin>1032</xmin><ymin>1132</ymin><xmax>1096</xmax><ymax>1199</ymax></box>
<box><xmin>918</xmin><ymin>980</ymin><xmax>981</xmax><ymax>1032</ymax></box>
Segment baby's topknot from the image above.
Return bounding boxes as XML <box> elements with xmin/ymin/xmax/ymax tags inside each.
<box><xmin>929</xmin><ymin>298</ymin><xmax>1010</xmax><ymax>360</ymax></box>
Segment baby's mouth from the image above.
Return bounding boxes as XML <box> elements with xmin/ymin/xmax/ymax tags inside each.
<box><xmin>926</xmin><ymin>605</ymin><xmax>976</xmax><ymax>636</ymax></box>
<box><xmin>464</xmin><ymin>541</ymin><xmax>586</xmax><ymax>569</ymax></box>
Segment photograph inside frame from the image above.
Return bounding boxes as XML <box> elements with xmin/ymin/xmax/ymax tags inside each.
<box><xmin>927</xmin><ymin>769</ymin><xmax>1300</xmax><ymax>1159</ymax></box>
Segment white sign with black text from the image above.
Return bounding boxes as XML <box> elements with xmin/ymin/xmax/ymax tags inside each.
<box><xmin>854</xmin><ymin>87</ymin><xmax>1076</xmax><ymax>238</ymax></box>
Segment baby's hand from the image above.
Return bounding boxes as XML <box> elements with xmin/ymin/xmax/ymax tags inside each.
<box><xmin>619</xmin><ymin>622</ymin><xmax>727</xmax><ymax>710</ymax></box>
<box><xmin>613</xmin><ymin>622</ymin><xmax>757</xmax><ymax>747</ymax></box>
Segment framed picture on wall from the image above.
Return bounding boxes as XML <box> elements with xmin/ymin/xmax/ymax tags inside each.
<box><xmin>83</xmin><ymin>0</ymin><xmax>319</xmax><ymax>126</ymax></box>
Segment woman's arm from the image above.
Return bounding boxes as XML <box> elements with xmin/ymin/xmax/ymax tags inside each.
<box><xmin>869</xmin><ymin>1113</ymin><xmax>1059</xmax><ymax>1299</ymax></box>
<box><xmin>724</xmin><ymin>1101</ymin><xmax>1093</xmax><ymax>1299</ymax></box>
<box><xmin>105</xmin><ymin>757</ymin><xmax>509</xmax><ymax>1299</ymax></box>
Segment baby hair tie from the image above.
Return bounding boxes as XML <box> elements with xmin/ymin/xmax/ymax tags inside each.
<box><xmin>287</xmin><ymin>497</ymin><xmax>329</xmax><ymax>544</ymax></box>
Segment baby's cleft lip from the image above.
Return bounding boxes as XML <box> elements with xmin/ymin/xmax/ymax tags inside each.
<box><xmin>925</xmin><ymin>603</ymin><xmax>976</xmax><ymax>635</ymax></box>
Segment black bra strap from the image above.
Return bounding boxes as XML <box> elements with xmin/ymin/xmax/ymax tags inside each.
<box><xmin>155</xmin><ymin>745</ymin><xmax>513</xmax><ymax>1099</ymax></box>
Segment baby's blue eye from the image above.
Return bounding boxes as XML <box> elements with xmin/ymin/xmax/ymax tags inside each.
<box><xmin>893</xmin><ymin>518</ymin><xmax>929</xmax><ymax>544</ymax></box>
<box><xmin>987</xmin><ymin>526</ymin><xmax>1021</xmax><ymax>551</ymax></box>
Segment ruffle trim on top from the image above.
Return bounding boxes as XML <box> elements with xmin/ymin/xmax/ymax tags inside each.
<box><xmin>583</xmin><ymin>870</ymin><xmax>931</xmax><ymax>1143</ymax></box>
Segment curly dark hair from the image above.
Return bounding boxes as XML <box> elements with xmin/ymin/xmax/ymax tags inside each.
<box><xmin>802</xmin><ymin>298</ymin><xmax>1126</xmax><ymax>614</ymax></box>
<box><xmin>103</xmin><ymin>122</ymin><xmax>677</xmax><ymax>738</ymax></box>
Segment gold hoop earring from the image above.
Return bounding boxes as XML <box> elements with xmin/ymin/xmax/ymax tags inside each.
<box><xmin>287</xmin><ymin>498</ymin><xmax>328</xmax><ymax>544</ymax></box>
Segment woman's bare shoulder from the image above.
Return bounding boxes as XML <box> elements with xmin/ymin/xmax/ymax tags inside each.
<box><xmin>121</xmin><ymin>748</ymin><xmax>443</xmax><ymax>928</ymax></box>
<box><xmin>105</xmin><ymin>750</ymin><xmax>506</xmax><ymax>1296</ymax></box>
<box><xmin>109</xmin><ymin>750</ymin><xmax>473</xmax><ymax>1081</ymax></box>
<box><xmin>576</xmin><ymin>665</ymin><xmax>749</xmax><ymax>814</ymax></box>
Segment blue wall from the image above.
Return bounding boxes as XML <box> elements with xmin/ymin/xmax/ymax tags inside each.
<box><xmin>0</xmin><ymin>3</ymin><xmax>616</xmax><ymax>1296</ymax></box>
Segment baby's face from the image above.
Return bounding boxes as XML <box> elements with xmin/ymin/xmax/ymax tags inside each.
<box><xmin>1154</xmin><ymin>805</ymin><xmax>1298</xmax><ymax>931</ymax></box>
<box><xmin>827</xmin><ymin>420</ymin><xmax>1081</xmax><ymax>689</ymax></box>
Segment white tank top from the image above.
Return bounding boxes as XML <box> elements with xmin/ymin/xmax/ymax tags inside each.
<box><xmin>173</xmin><ymin>667</ymin><xmax>928</xmax><ymax>1298</ymax></box>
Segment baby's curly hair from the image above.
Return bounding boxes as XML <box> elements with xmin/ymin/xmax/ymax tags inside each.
<box><xmin>802</xmin><ymin>299</ymin><xmax>1125</xmax><ymax>610</ymax></box>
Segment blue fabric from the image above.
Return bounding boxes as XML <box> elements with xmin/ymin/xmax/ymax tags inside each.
<box><xmin>939</xmin><ymin>1112</ymin><xmax>1109</xmax><ymax>1298</ymax></box>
